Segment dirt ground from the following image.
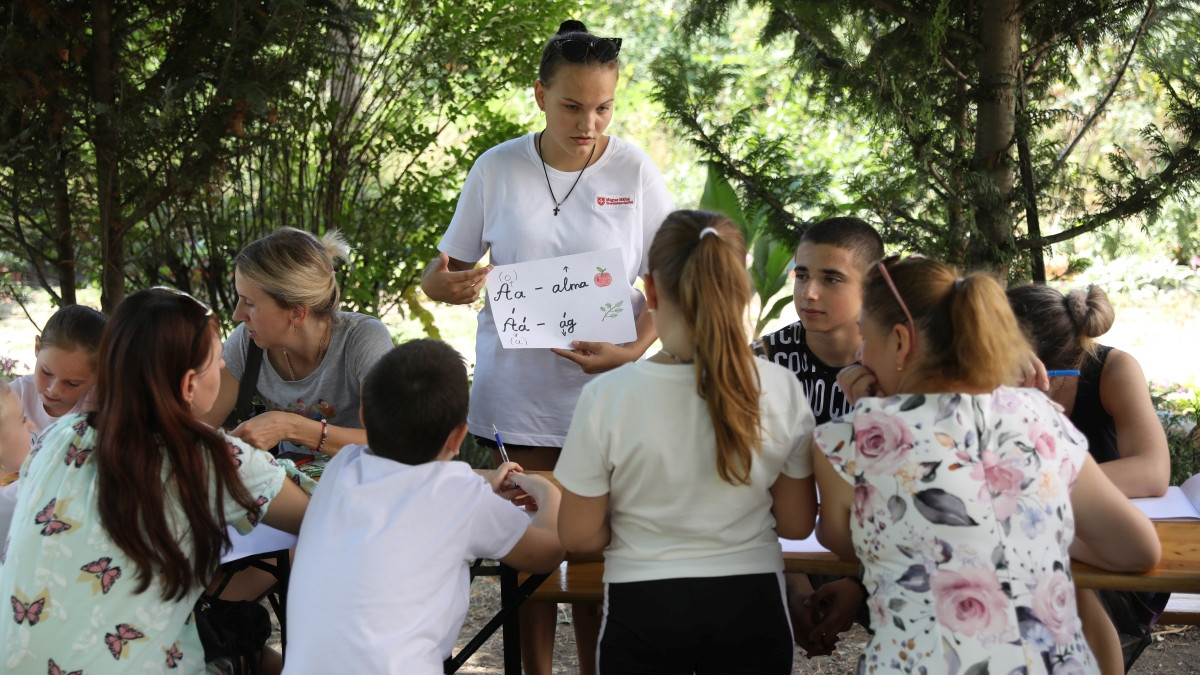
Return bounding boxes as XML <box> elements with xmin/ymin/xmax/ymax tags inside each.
<box><xmin>439</xmin><ymin>575</ymin><xmax>1200</xmax><ymax>674</ymax></box>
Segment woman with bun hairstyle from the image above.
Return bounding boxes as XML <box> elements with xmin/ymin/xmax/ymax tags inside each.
<box><xmin>556</xmin><ymin>211</ymin><xmax>818</xmax><ymax>674</ymax></box>
<box><xmin>813</xmin><ymin>258</ymin><xmax>1159</xmax><ymax>674</ymax></box>
<box><xmin>204</xmin><ymin>227</ymin><xmax>394</xmax><ymax>457</ymax></box>
<box><xmin>422</xmin><ymin>19</ymin><xmax>674</xmax><ymax>674</ymax></box>
<box><xmin>1008</xmin><ymin>283</ymin><xmax>1170</xmax><ymax>673</ymax></box>
<box><xmin>0</xmin><ymin>288</ymin><xmax>310</xmax><ymax>673</ymax></box>
<box><xmin>1006</xmin><ymin>284</ymin><xmax>1169</xmax><ymax>496</ymax></box>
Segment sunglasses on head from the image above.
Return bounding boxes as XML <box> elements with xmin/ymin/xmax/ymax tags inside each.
<box><xmin>551</xmin><ymin>36</ymin><xmax>622</xmax><ymax>63</ymax></box>
<box><xmin>873</xmin><ymin>255</ymin><xmax>922</xmax><ymax>354</ymax></box>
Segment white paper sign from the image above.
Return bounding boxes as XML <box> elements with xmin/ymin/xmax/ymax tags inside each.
<box><xmin>486</xmin><ymin>248</ymin><xmax>637</xmax><ymax>349</ymax></box>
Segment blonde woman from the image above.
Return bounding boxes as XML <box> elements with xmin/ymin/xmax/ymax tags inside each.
<box><xmin>204</xmin><ymin>227</ymin><xmax>393</xmax><ymax>457</ymax></box>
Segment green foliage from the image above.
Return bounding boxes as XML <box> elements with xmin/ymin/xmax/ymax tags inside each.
<box><xmin>662</xmin><ymin>0</ymin><xmax>1200</xmax><ymax>275</ymax></box>
<box><xmin>1151</xmin><ymin>381</ymin><xmax>1200</xmax><ymax>486</ymax></box>
<box><xmin>0</xmin><ymin>0</ymin><xmax>358</xmax><ymax>311</ymax></box>
<box><xmin>699</xmin><ymin>163</ymin><xmax>793</xmax><ymax>338</ymax></box>
<box><xmin>145</xmin><ymin>0</ymin><xmax>570</xmax><ymax>324</ymax></box>
<box><xmin>0</xmin><ymin>0</ymin><xmax>570</xmax><ymax>324</ymax></box>
<box><xmin>1069</xmin><ymin>256</ymin><xmax>1200</xmax><ymax>298</ymax></box>
<box><xmin>650</xmin><ymin>6</ymin><xmax>871</xmax><ymax>245</ymax></box>
<box><xmin>456</xmin><ymin>433</ymin><xmax>494</xmax><ymax>471</ymax></box>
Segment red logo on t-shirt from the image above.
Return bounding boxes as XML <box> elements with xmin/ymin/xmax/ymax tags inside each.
<box><xmin>596</xmin><ymin>195</ymin><xmax>635</xmax><ymax>207</ymax></box>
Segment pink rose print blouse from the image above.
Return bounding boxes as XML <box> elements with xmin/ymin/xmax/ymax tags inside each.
<box><xmin>815</xmin><ymin>387</ymin><xmax>1095</xmax><ymax>675</ymax></box>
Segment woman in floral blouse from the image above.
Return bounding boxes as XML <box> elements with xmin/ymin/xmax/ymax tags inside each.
<box><xmin>813</xmin><ymin>257</ymin><xmax>1159</xmax><ymax>674</ymax></box>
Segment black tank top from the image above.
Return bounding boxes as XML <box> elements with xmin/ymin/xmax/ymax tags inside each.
<box><xmin>1069</xmin><ymin>345</ymin><xmax>1120</xmax><ymax>464</ymax></box>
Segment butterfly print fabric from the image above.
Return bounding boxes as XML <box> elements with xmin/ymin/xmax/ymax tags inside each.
<box><xmin>0</xmin><ymin>413</ymin><xmax>301</xmax><ymax>672</ymax></box>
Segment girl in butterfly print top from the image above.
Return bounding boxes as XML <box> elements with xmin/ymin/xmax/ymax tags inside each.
<box><xmin>0</xmin><ymin>289</ymin><xmax>314</xmax><ymax>674</ymax></box>
<box><xmin>49</xmin><ymin>658</ymin><xmax>82</xmax><ymax>675</ymax></box>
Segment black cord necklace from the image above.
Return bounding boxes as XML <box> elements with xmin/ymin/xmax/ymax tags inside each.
<box><xmin>538</xmin><ymin>130</ymin><xmax>596</xmax><ymax>216</ymax></box>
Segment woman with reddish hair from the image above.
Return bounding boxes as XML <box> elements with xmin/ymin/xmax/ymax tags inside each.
<box><xmin>0</xmin><ymin>288</ymin><xmax>310</xmax><ymax>673</ymax></box>
<box><xmin>815</xmin><ymin>258</ymin><xmax>1160</xmax><ymax>674</ymax></box>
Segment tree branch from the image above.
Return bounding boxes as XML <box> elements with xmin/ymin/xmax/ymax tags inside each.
<box><xmin>1054</xmin><ymin>0</ymin><xmax>1155</xmax><ymax>170</ymax></box>
<box><xmin>675</xmin><ymin>112</ymin><xmax>802</xmax><ymax>231</ymax></box>
<box><xmin>1025</xmin><ymin>144</ymin><xmax>1200</xmax><ymax>248</ymax></box>
<box><xmin>1022</xmin><ymin>0</ymin><xmax>1141</xmax><ymax>66</ymax></box>
<box><xmin>867</xmin><ymin>0</ymin><xmax>981</xmax><ymax>45</ymax></box>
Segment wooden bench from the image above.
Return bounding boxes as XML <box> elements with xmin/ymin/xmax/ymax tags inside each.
<box><xmin>1160</xmin><ymin>593</ymin><xmax>1200</xmax><ymax>626</ymax></box>
<box><xmin>526</xmin><ymin>560</ymin><xmax>604</xmax><ymax>604</ymax></box>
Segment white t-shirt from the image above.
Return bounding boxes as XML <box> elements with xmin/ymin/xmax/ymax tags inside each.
<box><xmin>10</xmin><ymin>374</ymin><xmax>95</xmax><ymax>436</ymax></box>
<box><xmin>438</xmin><ymin>133</ymin><xmax>676</xmax><ymax>447</ymax></box>
<box><xmin>554</xmin><ymin>359</ymin><xmax>816</xmax><ymax>583</ymax></box>
<box><xmin>284</xmin><ymin>446</ymin><xmax>530</xmax><ymax>675</ymax></box>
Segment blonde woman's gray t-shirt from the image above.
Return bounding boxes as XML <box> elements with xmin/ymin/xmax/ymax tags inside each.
<box><xmin>222</xmin><ymin>311</ymin><xmax>393</xmax><ymax>454</ymax></box>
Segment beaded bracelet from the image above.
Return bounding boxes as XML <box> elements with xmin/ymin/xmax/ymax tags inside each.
<box><xmin>315</xmin><ymin>419</ymin><xmax>328</xmax><ymax>454</ymax></box>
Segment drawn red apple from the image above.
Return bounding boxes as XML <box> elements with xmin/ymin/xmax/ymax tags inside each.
<box><xmin>594</xmin><ymin>267</ymin><xmax>612</xmax><ymax>287</ymax></box>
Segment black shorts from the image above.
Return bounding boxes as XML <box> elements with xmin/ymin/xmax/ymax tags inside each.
<box><xmin>598</xmin><ymin>572</ymin><xmax>793</xmax><ymax>675</ymax></box>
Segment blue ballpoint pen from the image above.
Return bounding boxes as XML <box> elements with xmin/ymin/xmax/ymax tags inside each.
<box><xmin>493</xmin><ymin>425</ymin><xmax>518</xmax><ymax>489</ymax></box>
<box><xmin>1046</xmin><ymin>370</ymin><xmax>1080</xmax><ymax>377</ymax></box>
<box><xmin>492</xmin><ymin>424</ymin><xmax>511</xmax><ymax>464</ymax></box>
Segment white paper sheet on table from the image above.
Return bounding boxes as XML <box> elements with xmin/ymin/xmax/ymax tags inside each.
<box><xmin>220</xmin><ymin>524</ymin><xmax>298</xmax><ymax>564</ymax></box>
<box><xmin>779</xmin><ymin>532</ymin><xmax>830</xmax><ymax>554</ymax></box>
<box><xmin>1132</xmin><ymin>473</ymin><xmax>1200</xmax><ymax>520</ymax></box>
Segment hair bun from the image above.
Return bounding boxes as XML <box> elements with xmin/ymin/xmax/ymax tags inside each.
<box><xmin>557</xmin><ymin>19</ymin><xmax>587</xmax><ymax>35</ymax></box>
<box><xmin>1064</xmin><ymin>288</ymin><xmax>1088</xmax><ymax>326</ymax></box>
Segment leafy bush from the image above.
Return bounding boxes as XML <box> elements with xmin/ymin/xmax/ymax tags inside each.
<box><xmin>1152</xmin><ymin>381</ymin><xmax>1200</xmax><ymax>486</ymax></box>
<box><xmin>0</xmin><ymin>355</ymin><xmax>30</xmax><ymax>379</ymax></box>
<box><xmin>457</xmin><ymin>433</ymin><xmax>493</xmax><ymax>471</ymax></box>
<box><xmin>1067</xmin><ymin>257</ymin><xmax>1200</xmax><ymax>299</ymax></box>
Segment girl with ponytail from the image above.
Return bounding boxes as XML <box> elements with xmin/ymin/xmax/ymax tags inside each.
<box><xmin>555</xmin><ymin>210</ymin><xmax>817</xmax><ymax>674</ymax></box>
<box><xmin>812</xmin><ymin>256</ymin><xmax>1160</xmax><ymax>674</ymax></box>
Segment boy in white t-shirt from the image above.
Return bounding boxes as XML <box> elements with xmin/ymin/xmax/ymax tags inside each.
<box><xmin>283</xmin><ymin>339</ymin><xmax>564</xmax><ymax>675</ymax></box>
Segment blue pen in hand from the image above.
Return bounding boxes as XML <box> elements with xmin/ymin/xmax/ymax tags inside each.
<box><xmin>493</xmin><ymin>425</ymin><xmax>518</xmax><ymax>489</ymax></box>
<box><xmin>1046</xmin><ymin>370</ymin><xmax>1081</xmax><ymax>377</ymax></box>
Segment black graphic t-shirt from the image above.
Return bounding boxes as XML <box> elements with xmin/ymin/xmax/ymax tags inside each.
<box><xmin>753</xmin><ymin>321</ymin><xmax>854</xmax><ymax>424</ymax></box>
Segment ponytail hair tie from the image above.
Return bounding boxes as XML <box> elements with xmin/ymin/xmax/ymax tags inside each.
<box><xmin>954</xmin><ymin>278</ymin><xmax>965</xmax><ymax>290</ymax></box>
<box><xmin>699</xmin><ymin>227</ymin><xmax>720</xmax><ymax>240</ymax></box>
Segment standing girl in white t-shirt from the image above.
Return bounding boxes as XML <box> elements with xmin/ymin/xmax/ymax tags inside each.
<box><xmin>555</xmin><ymin>210</ymin><xmax>819</xmax><ymax>674</ymax></box>
<box><xmin>9</xmin><ymin>304</ymin><xmax>107</xmax><ymax>435</ymax></box>
<box><xmin>421</xmin><ymin>18</ymin><xmax>675</xmax><ymax>675</ymax></box>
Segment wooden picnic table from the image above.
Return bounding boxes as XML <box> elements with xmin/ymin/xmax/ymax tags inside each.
<box><xmin>528</xmin><ymin>520</ymin><xmax>1200</xmax><ymax>605</ymax></box>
